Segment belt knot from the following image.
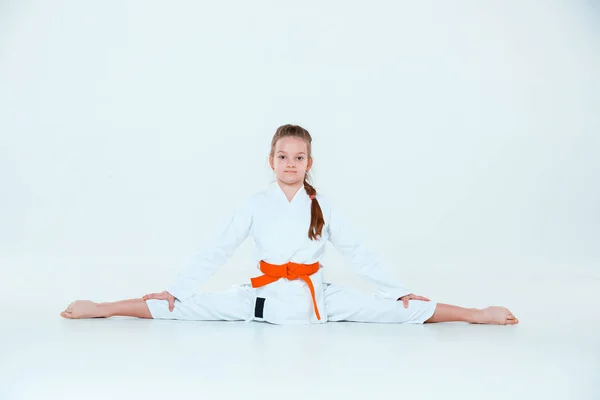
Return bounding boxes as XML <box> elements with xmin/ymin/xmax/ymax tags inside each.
<box><xmin>250</xmin><ymin>260</ymin><xmax>321</xmax><ymax>320</ymax></box>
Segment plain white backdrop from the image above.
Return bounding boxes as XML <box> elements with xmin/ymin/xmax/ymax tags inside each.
<box><xmin>0</xmin><ymin>1</ymin><xmax>599</xmax><ymax>399</ymax></box>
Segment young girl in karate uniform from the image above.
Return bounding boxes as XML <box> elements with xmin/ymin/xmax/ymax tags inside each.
<box><xmin>60</xmin><ymin>124</ymin><xmax>519</xmax><ymax>325</ymax></box>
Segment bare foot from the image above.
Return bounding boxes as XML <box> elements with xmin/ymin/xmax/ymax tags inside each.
<box><xmin>60</xmin><ymin>300</ymin><xmax>104</xmax><ymax>319</ymax></box>
<box><xmin>474</xmin><ymin>306</ymin><xmax>519</xmax><ymax>325</ymax></box>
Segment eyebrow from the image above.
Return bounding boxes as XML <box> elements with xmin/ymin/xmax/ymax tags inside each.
<box><xmin>276</xmin><ymin>151</ymin><xmax>306</xmax><ymax>155</ymax></box>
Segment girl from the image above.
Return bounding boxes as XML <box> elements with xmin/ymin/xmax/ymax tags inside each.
<box><xmin>61</xmin><ymin>124</ymin><xmax>519</xmax><ymax>325</ymax></box>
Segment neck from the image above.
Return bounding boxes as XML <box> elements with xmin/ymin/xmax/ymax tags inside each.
<box><xmin>276</xmin><ymin>179</ymin><xmax>305</xmax><ymax>201</ymax></box>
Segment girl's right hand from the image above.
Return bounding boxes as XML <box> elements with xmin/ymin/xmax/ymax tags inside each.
<box><xmin>143</xmin><ymin>291</ymin><xmax>177</xmax><ymax>312</ymax></box>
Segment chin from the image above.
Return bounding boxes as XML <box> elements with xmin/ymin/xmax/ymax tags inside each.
<box><xmin>280</xmin><ymin>175</ymin><xmax>302</xmax><ymax>184</ymax></box>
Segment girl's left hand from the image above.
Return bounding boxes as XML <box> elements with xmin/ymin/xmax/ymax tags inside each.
<box><xmin>398</xmin><ymin>294</ymin><xmax>430</xmax><ymax>308</ymax></box>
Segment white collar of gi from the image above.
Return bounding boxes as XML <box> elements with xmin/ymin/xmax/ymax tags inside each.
<box><xmin>268</xmin><ymin>180</ymin><xmax>307</xmax><ymax>205</ymax></box>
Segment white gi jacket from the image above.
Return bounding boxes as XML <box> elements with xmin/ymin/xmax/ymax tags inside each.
<box><xmin>166</xmin><ymin>181</ymin><xmax>411</xmax><ymax>325</ymax></box>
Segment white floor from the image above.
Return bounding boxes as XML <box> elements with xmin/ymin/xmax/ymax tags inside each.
<box><xmin>1</xmin><ymin>272</ymin><xmax>599</xmax><ymax>400</ymax></box>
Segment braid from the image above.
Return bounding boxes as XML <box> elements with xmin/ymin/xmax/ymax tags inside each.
<box><xmin>304</xmin><ymin>175</ymin><xmax>324</xmax><ymax>240</ymax></box>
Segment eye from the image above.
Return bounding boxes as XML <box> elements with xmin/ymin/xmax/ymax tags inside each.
<box><xmin>297</xmin><ymin>157</ymin><xmax>304</xmax><ymax>161</ymax></box>
<box><xmin>278</xmin><ymin>155</ymin><xmax>286</xmax><ymax>159</ymax></box>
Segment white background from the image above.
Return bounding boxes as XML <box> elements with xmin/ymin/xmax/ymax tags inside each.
<box><xmin>0</xmin><ymin>0</ymin><xmax>598</xmax><ymax>305</ymax></box>
<box><xmin>1</xmin><ymin>2</ymin><xmax>600</xmax><ymax>400</ymax></box>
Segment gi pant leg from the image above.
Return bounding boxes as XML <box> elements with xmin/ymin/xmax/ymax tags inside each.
<box><xmin>324</xmin><ymin>283</ymin><xmax>437</xmax><ymax>324</ymax></box>
<box><xmin>146</xmin><ymin>284</ymin><xmax>255</xmax><ymax>321</ymax></box>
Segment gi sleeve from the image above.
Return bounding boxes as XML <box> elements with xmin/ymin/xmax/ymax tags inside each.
<box><xmin>166</xmin><ymin>196</ymin><xmax>254</xmax><ymax>301</ymax></box>
<box><xmin>326</xmin><ymin>201</ymin><xmax>411</xmax><ymax>300</ymax></box>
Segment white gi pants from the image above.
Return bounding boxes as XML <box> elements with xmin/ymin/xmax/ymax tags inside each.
<box><xmin>146</xmin><ymin>283</ymin><xmax>437</xmax><ymax>324</ymax></box>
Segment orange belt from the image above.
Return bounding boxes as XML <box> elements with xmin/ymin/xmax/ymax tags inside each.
<box><xmin>250</xmin><ymin>260</ymin><xmax>321</xmax><ymax>320</ymax></box>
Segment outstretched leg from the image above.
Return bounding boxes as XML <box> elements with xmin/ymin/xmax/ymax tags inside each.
<box><xmin>324</xmin><ymin>284</ymin><xmax>519</xmax><ymax>325</ymax></box>
<box><xmin>60</xmin><ymin>298</ymin><xmax>151</xmax><ymax>319</ymax></box>
<box><xmin>60</xmin><ymin>284</ymin><xmax>256</xmax><ymax>321</ymax></box>
<box><xmin>424</xmin><ymin>303</ymin><xmax>519</xmax><ymax>325</ymax></box>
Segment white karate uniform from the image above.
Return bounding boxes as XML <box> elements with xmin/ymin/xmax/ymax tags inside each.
<box><xmin>146</xmin><ymin>181</ymin><xmax>437</xmax><ymax>324</ymax></box>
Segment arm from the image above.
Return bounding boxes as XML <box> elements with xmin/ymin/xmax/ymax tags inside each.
<box><xmin>327</xmin><ymin>201</ymin><xmax>411</xmax><ymax>300</ymax></box>
<box><xmin>166</xmin><ymin>197</ymin><xmax>254</xmax><ymax>302</ymax></box>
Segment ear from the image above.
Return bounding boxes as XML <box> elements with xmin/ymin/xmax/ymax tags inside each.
<box><xmin>307</xmin><ymin>157</ymin><xmax>313</xmax><ymax>171</ymax></box>
<box><xmin>269</xmin><ymin>155</ymin><xmax>274</xmax><ymax>170</ymax></box>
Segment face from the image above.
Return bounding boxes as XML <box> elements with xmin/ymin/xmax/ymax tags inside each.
<box><xmin>270</xmin><ymin>136</ymin><xmax>313</xmax><ymax>185</ymax></box>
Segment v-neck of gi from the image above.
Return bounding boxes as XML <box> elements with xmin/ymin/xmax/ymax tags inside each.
<box><xmin>270</xmin><ymin>181</ymin><xmax>306</xmax><ymax>205</ymax></box>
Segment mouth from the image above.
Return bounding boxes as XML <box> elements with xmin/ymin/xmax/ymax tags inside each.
<box><xmin>284</xmin><ymin>171</ymin><xmax>297</xmax><ymax>173</ymax></box>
